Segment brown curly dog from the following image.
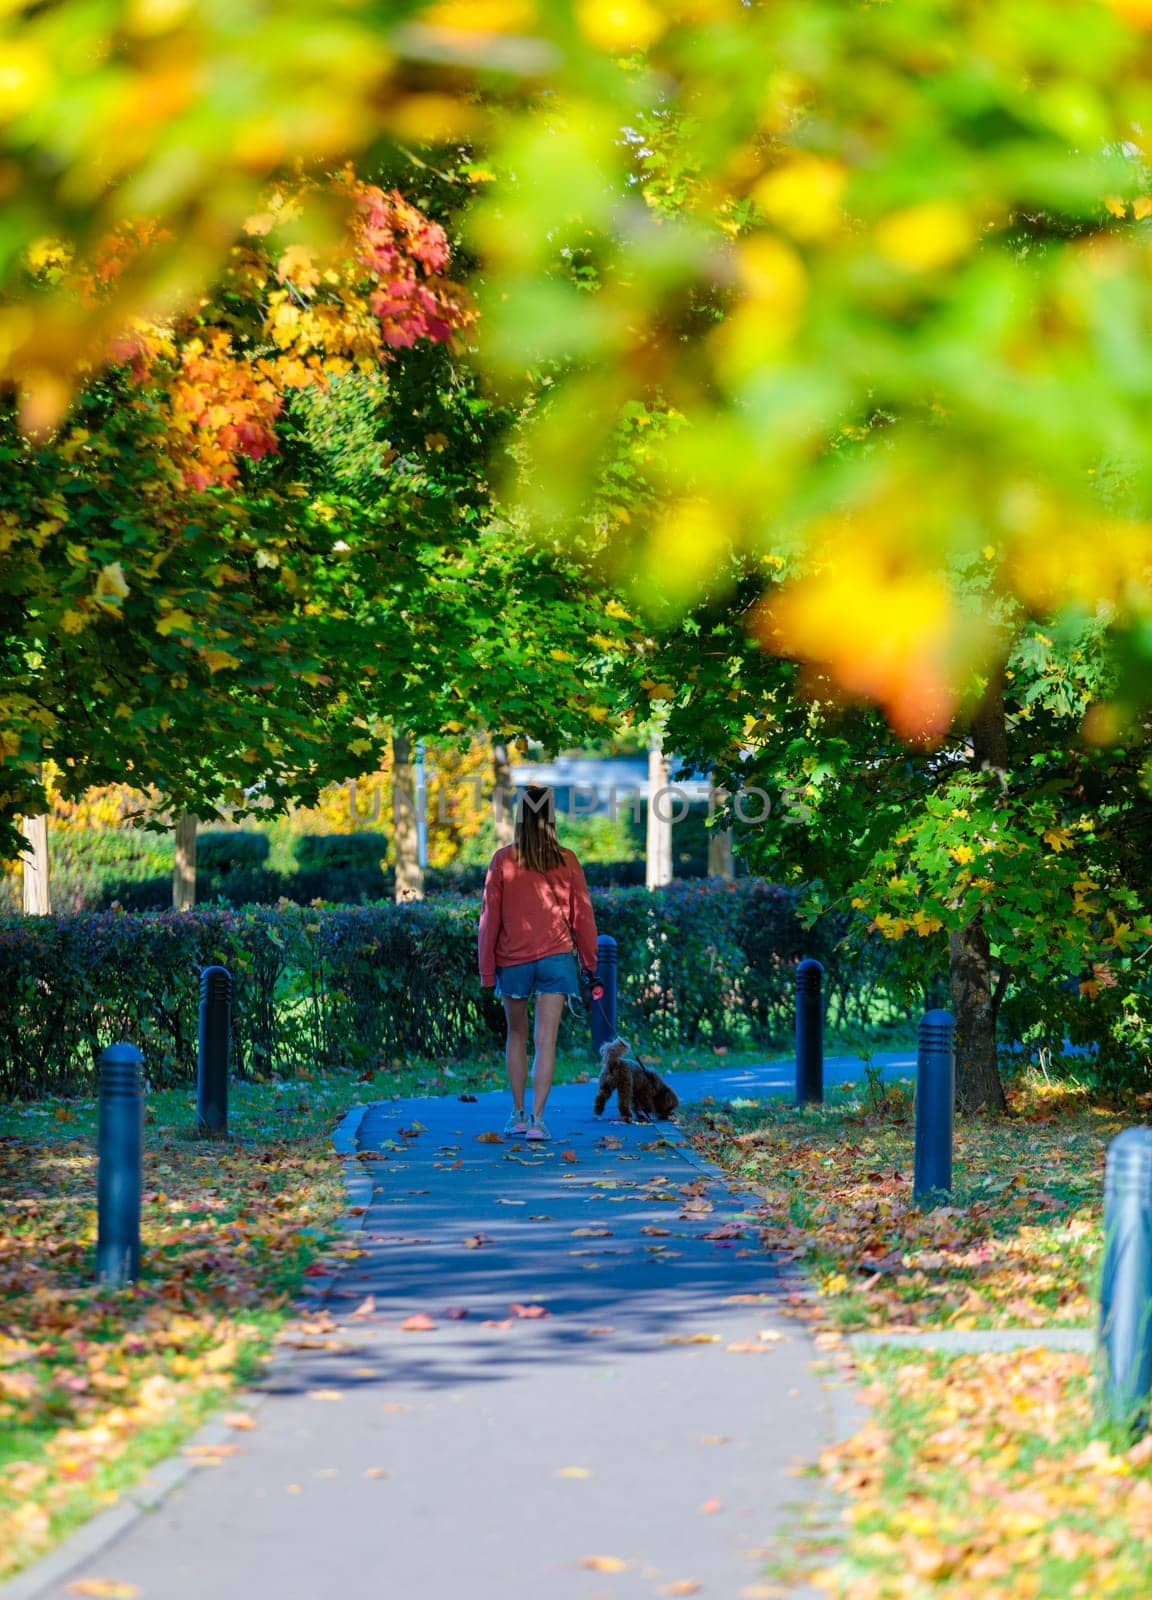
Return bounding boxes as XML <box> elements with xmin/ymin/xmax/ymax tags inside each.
<box><xmin>593</xmin><ymin>1037</ymin><xmax>679</xmax><ymax>1123</ymax></box>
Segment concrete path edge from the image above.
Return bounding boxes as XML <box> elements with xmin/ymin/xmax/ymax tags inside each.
<box><xmin>0</xmin><ymin>1103</ymin><xmax>374</xmax><ymax>1600</ymax></box>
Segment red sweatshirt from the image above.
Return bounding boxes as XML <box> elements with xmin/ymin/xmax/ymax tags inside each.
<box><xmin>477</xmin><ymin>845</ymin><xmax>599</xmax><ymax>985</ymax></box>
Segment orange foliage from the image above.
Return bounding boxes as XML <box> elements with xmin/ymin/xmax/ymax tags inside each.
<box><xmin>69</xmin><ymin>175</ymin><xmax>473</xmax><ymax>492</ymax></box>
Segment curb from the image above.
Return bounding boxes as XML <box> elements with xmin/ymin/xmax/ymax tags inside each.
<box><xmin>0</xmin><ymin>1102</ymin><xmax>376</xmax><ymax>1600</ymax></box>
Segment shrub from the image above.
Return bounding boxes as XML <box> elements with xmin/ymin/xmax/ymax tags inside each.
<box><xmin>197</xmin><ymin>831</ymin><xmax>271</xmax><ymax>872</ymax></box>
<box><xmin>0</xmin><ymin>880</ymin><xmax>909</xmax><ymax>1099</ymax></box>
<box><xmin>293</xmin><ymin>833</ymin><xmax>388</xmax><ymax>871</ymax></box>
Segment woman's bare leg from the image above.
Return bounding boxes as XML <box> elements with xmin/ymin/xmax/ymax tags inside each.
<box><xmin>531</xmin><ymin>992</ymin><xmax>567</xmax><ymax>1118</ymax></box>
<box><xmin>504</xmin><ymin>998</ymin><xmax>530</xmax><ymax>1111</ymax></box>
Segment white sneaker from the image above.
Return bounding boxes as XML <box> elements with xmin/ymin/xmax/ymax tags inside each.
<box><xmin>504</xmin><ymin>1107</ymin><xmax>529</xmax><ymax>1136</ymax></box>
<box><xmin>525</xmin><ymin>1114</ymin><xmax>551</xmax><ymax>1142</ymax></box>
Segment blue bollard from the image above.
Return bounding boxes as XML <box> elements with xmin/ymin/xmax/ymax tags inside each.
<box><xmin>795</xmin><ymin>958</ymin><xmax>824</xmax><ymax>1106</ymax></box>
<box><xmin>1098</xmin><ymin>1128</ymin><xmax>1152</xmax><ymax>1436</ymax></box>
<box><xmin>913</xmin><ymin>1009</ymin><xmax>955</xmax><ymax>1206</ymax></box>
<box><xmin>96</xmin><ymin>1044</ymin><xmax>145</xmax><ymax>1287</ymax></box>
<box><xmin>590</xmin><ymin>934</ymin><xmax>618</xmax><ymax>1055</ymax></box>
<box><xmin>196</xmin><ymin>965</ymin><xmax>232</xmax><ymax>1138</ymax></box>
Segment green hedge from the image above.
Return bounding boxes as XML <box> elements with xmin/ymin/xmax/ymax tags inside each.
<box><xmin>0</xmin><ymin>880</ymin><xmax>907</xmax><ymax>1099</ymax></box>
<box><xmin>197</xmin><ymin>831</ymin><xmax>271</xmax><ymax>872</ymax></box>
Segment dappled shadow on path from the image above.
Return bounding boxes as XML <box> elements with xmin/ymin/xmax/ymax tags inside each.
<box><xmin>258</xmin><ymin>1086</ymin><xmax>815</xmax><ymax>1397</ymax></box>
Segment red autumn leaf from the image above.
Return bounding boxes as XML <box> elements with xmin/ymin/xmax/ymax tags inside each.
<box><xmin>444</xmin><ymin>1306</ymin><xmax>469</xmax><ymax>1320</ymax></box>
<box><xmin>458</xmin><ymin>1094</ymin><xmax>477</xmax><ymax>1102</ymax></box>
<box><xmin>561</xmin><ymin>1149</ymin><xmax>578</xmax><ymax>1164</ymax></box>
<box><xmin>400</xmin><ymin>1313</ymin><xmax>436</xmax><ymax>1332</ymax></box>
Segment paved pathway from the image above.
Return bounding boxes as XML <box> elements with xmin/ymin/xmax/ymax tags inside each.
<box><xmin>30</xmin><ymin>1054</ymin><xmax>911</xmax><ymax>1600</ymax></box>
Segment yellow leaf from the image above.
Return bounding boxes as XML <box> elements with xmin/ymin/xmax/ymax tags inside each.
<box><xmin>155</xmin><ymin>609</ymin><xmax>194</xmax><ymax>636</ymax></box>
<box><xmin>200</xmin><ymin>649</ymin><xmax>241</xmax><ymax>673</ymax></box>
<box><xmin>754</xmin><ymin>156</ymin><xmax>847</xmax><ymax>241</ymax></box>
<box><xmin>1104</xmin><ymin>194</ymin><xmax>1128</xmax><ymax>218</ymax></box>
<box><xmin>580</xmin><ymin>1556</ymin><xmax>631</xmax><ymax>1573</ymax></box>
<box><xmin>556</xmin><ymin>1466</ymin><xmax>593</xmax><ymax>1478</ymax></box>
<box><xmin>1043</xmin><ymin>826</ymin><xmax>1074</xmax><ymax>852</ymax></box>
<box><xmin>575</xmin><ymin>0</ymin><xmax>665</xmax><ymax>52</ymax></box>
<box><xmin>950</xmin><ymin>844</ymin><xmax>975</xmax><ymax>865</ymax></box>
<box><xmin>94</xmin><ymin>561</ymin><xmax>129</xmax><ymax>604</ymax></box>
<box><xmin>875</xmin><ymin>200</ymin><xmax>974</xmax><ymax>271</ymax></box>
<box><xmin>59</xmin><ymin>609</ymin><xmax>88</xmax><ymax>635</ymax></box>
<box><xmin>1135</xmin><ymin>196</ymin><xmax>1152</xmax><ymax>220</ymax></box>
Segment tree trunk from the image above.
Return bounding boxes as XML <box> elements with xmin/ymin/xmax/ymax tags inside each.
<box><xmin>173</xmin><ymin>812</ymin><xmax>197</xmax><ymax>910</ymax></box>
<box><xmin>707</xmin><ymin>781</ymin><xmax>734</xmax><ymax>880</ymax></box>
<box><xmin>646</xmin><ymin>739</ymin><xmax>673</xmax><ymax>890</ymax></box>
<box><xmin>492</xmin><ymin>740</ymin><xmax>516</xmax><ymax>849</ymax></box>
<box><xmin>949</xmin><ymin>670</ymin><xmax>1009</xmax><ymax>1113</ymax></box>
<box><xmin>392</xmin><ymin>732</ymin><xmax>425</xmax><ymax>903</ymax></box>
<box><xmin>949</xmin><ymin>921</ymin><xmax>1007</xmax><ymax>1114</ymax></box>
<box><xmin>20</xmin><ymin>814</ymin><xmax>51</xmax><ymax>915</ymax></box>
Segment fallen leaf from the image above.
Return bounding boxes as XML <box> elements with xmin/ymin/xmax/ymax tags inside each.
<box><xmin>183</xmin><ymin>1444</ymin><xmax>240</xmax><ymax>1458</ymax></box>
<box><xmin>557</xmin><ymin>1466</ymin><xmax>593</xmax><ymax>1478</ymax></box>
<box><xmin>458</xmin><ymin>1094</ymin><xmax>477</xmax><ymax>1102</ymax></box>
<box><xmin>400</xmin><ymin>1314</ymin><xmax>436</xmax><ymax>1332</ymax></box>
<box><xmin>726</xmin><ymin>1342</ymin><xmax>777</xmax><ymax>1353</ymax></box>
<box><xmin>223</xmin><ymin>1412</ymin><xmax>257</xmax><ymax>1430</ymax></box>
<box><xmin>481</xmin><ymin>1318</ymin><xmax>515</xmax><ymax>1329</ymax></box>
<box><xmin>585</xmin><ymin>1326</ymin><xmax>616</xmax><ymax>1335</ymax></box>
<box><xmin>510</xmin><ymin>1303</ymin><xmax>550</xmax><ymax>1318</ymax></box>
<box><xmin>580</xmin><ymin>1556</ymin><xmax>631</xmax><ymax>1572</ymax></box>
<box><xmin>463</xmin><ymin>1233</ymin><xmax>493</xmax><ymax>1249</ymax></box>
<box><xmin>640</xmin><ymin>1226</ymin><xmax>671</xmax><ymax>1236</ymax></box>
<box><xmin>349</xmin><ymin>1295</ymin><xmax>376</xmax><ymax>1319</ymax></box>
<box><xmin>662</xmin><ymin>1582</ymin><xmax>703</xmax><ymax>1595</ymax></box>
<box><xmin>444</xmin><ymin>1306</ymin><xmax>469</xmax><ymax>1320</ymax></box>
<box><xmin>363</xmin><ymin>1467</ymin><xmax>391</xmax><ymax>1479</ymax></box>
<box><xmin>305</xmin><ymin>1388</ymin><xmax>345</xmax><ymax>1400</ymax></box>
<box><xmin>757</xmin><ymin>1328</ymin><xmax>785</xmax><ymax>1343</ymax></box>
<box><xmin>561</xmin><ymin>1150</ymin><xmax>578</xmax><ymax>1164</ymax></box>
<box><xmin>698</xmin><ymin>1498</ymin><xmax>722</xmax><ymax>1514</ymax></box>
<box><xmin>476</xmin><ymin>1132</ymin><xmax>503</xmax><ymax>1144</ymax></box>
<box><xmin>664</xmin><ymin>1334</ymin><xmax>720</xmax><ymax>1345</ymax></box>
<box><xmin>66</xmin><ymin>1585</ymin><xmax>140</xmax><ymax>1598</ymax></box>
<box><xmin>700</xmin><ymin>1434</ymin><xmax>732</xmax><ymax>1445</ymax></box>
<box><xmin>572</xmin><ymin>1227</ymin><xmax>613</xmax><ymax>1237</ymax></box>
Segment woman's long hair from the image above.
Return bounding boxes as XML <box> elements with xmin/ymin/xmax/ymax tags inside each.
<box><xmin>514</xmin><ymin>785</ymin><xmax>565</xmax><ymax>873</ymax></box>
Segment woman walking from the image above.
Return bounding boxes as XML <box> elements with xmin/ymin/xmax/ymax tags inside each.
<box><xmin>478</xmin><ymin>785</ymin><xmax>599</xmax><ymax>1141</ymax></box>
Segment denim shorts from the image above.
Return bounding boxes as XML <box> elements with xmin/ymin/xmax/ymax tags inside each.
<box><xmin>495</xmin><ymin>951</ymin><xmax>580</xmax><ymax>999</ymax></box>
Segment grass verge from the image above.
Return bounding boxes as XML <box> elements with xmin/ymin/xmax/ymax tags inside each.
<box><xmin>0</xmin><ymin>1078</ymin><xmax>352</xmax><ymax>1581</ymax></box>
<box><xmin>0</xmin><ymin>1038</ymin><xmax>779</xmax><ymax>1581</ymax></box>
<box><xmin>683</xmin><ymin>1072</ymin><xmax>1152</xmax><ymax>1597</ymax></box>
<box><xmin>681</xmin><ymin>1071</ymin><xmax>1119</xmax><ymax>1330</ymax></box>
